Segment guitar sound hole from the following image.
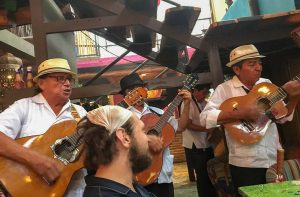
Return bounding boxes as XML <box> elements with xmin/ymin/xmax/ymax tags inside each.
<box><xmin>147</xmin><ymin>129</ymin><xmax>159</xmax><ymax>136</ymax></box>
<box><xmin>53</xmin><ymin>139</ymin><xmax>73</xmax><ymax>159</ymax></box>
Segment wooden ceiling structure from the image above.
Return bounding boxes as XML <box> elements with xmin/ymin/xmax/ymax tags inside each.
<box><xmin>1</xmin><ymin>0</ymin><xmax>300</xmax><ymax>108</ymax></box>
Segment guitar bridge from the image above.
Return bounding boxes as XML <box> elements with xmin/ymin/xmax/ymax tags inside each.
<box><xmin>50</xmin><ymin>137</ymin><xmax>80</xmax><ymax>165</ymax></box>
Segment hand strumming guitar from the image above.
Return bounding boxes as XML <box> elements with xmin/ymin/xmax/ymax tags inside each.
<box><xmin>28</xmin><ymin>150</ymin><xmax>63</xmax><ymax>184</ymax></box>
<box><xmin>237</xmin><ymin>104</ymin><xmax>263</xmax><ymax>122</ymax></box>
<box><xmin>147</xmin><ymin>135</ymin><xmax>163</xmax><ymax>154</ymax></box>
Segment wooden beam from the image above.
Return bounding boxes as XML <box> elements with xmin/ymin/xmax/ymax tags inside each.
<box><xmin>43</xmin><ymin>15</ymin><xmax>139</xmax><ymax>34</ymax></box>
<box><xmin>0</xmin><ymin>72</ymin><xmax>212</xmax><ymax>108</ymax></box>
<box><xmin>0</xmin><ymin>30</ymin><xmax>34</xmax><ymax>61</ymax></box>
<box><xmin>29</xmin><ymin>0</ymin><xmax>47</xmax><ymax>65</ymax></box>
<box><xmin>208</xmin><ymin>43</ymin><xmax>223</xmax><ymax>88</ymax></box>
<box><xmin>86</xmin><ymin>0</ymin><xmax>203</xmax><ymax>50</ymax></box>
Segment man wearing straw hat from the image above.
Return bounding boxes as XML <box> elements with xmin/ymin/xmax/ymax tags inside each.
<box><xmin>200</xmin><ymin>44</ymin><xmax>300</xmax><ymax>196</ymax></box>
<box><xmin>0</xmin><ymin>58</ymin><xmax>87</xmax><ymax>196</ymax></box>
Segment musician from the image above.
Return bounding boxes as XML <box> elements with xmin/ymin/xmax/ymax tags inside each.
<box><xmin>119</xmin><ymin>73</ymin><xmax>191</xmax><ymax>197</ymax></box>
<box><xmin>0</xmin><ymin>58</ymin><xmax>87</xmax><ymax>196</ymax></box>
<box><xmin>200</xmin><ymin>44</ymin><xmax>300</xmax><ymax>196</ymax></box>
<box><xmin>83</xmin><ymin>105</ymin><xmax>155</xmax><ymax>197</ymax></box>
<box><xmin>180</xmin><ymin>84</ymin><xmax>216</xmax><ymax>197</ymax></box>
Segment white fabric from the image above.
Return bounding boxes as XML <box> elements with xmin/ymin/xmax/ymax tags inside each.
<box><xmin>0</xmin><ymin>93</ymin><xmax>87</xmax><ymax>197</ymax></box>
<box><xmin>181</xmin><ymin>100</ymin><xmax>210</xmax><ymax>149</ymax></box>
<box><xmin>200</xmin><ymin>76</ymin><xmax>293</xmax><ymax>168</ymax></box>
<box><xmin>129</xmin><ymin>103</ymin><xmax>177</xmax><ymax>183</ymax></box>
<box><xmin>87</xmin><ymin>105</ymin><xmax>132</xmax><ymax>134</ymax></box>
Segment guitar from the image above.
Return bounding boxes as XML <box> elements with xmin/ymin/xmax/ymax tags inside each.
<box><xmin>135</xmin><ymin>74</ymin><xmax>198</xmax><ymax>186</ymax></box>
<box><xmin>220</xmin><ymin>74</ymin><xmax>300</xmax><ymax>145</ymax></box>
<box><xmin>0</xmin><ymin>87</ymin><xmax>147</xmax><ymax>197</ymax></box>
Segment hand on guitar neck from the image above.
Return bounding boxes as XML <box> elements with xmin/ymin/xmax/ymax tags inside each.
<box><xmin>282</xmin><ymin>80</ymin><xmax>300</xmax><ymax>102</ymax></box>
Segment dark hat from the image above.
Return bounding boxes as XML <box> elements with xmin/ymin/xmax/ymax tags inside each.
<box><xmin>119</xmin><ymin>73</ymin><xmax>147</xmax><ymax>94</ymax></box>
<box><xmin>194</xmin><ymin>83</ymin><xmax>210</xmax><ymax>90</ymax></box>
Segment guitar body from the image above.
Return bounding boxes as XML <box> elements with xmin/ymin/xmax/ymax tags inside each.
<box><xmin>0</xmin><ymin>120</ymin><xmax>84</xmax><ymax>197</ymax></box>
<box><xmin>134</xmin><ymin>113</ymin><xmax>175</xmax><ymax>186</ymax></box>
<box><xmin>220</xmin><ymin>82</ymin><xmax>288</xmax><ymax>144</ymax></box>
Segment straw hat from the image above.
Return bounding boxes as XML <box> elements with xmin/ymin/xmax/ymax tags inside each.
<box><xmin>226</xmin><ymin>44</ymin><xmax>265</xmax><ymax>67</ymax></box>
<box><xmin>33</xmin><ymin>58</ymin><xmax>77</xmax><ymax>82</ymax></box>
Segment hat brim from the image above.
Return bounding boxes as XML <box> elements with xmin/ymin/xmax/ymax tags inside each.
<box><xmin>119</xmin><ymin>82</ymin><xmax>147</xmax><ymax>94</ymax></box>
<box><xmin>226</xmin><ymin>54</ymin><xmax>265</xmax><ymax>67</ymax></box>
<box><xmin>33</xmin><ymin>68</ymin><xmax>77</xmax><ymax>82</ymax></box>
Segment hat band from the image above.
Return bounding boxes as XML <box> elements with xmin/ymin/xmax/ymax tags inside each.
<box><xmin>230</xmin><ymin>52</ymin><xmax>261</xmax><ymax>63</ymax></box>
<box><xmin>38</xmin><ymin>67</ymin><xmax>72</xmax><ymax>74</ymax></box>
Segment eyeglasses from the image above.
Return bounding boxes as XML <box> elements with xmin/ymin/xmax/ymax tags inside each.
<box><xmin>47</xmin><ymin>75</ymin><xmax>75</xmax><ymax>84</ymax></box>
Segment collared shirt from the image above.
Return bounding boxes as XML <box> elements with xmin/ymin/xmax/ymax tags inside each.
<box><xmin>200</xmin><ymin>76</ymin><xmax>293</xmax><ymax>168</ymax></box>
<box><xmin>83</xmin><ymin>176</ymin><xmax>156</xmax><ymax>197</ymax></box>
<box><xmin>181</xmin><ymin>100</ymin><xmax>211</xmax><ymax>149</ymax></box>
<box><xmin>129</xmin><ymin>103</ymin><xmax>177</xmax><ymax>183</ymax></box>
<box><xmin>0</xmin><ymin>93</ymin><xmax>87</xmax><ymax>197</ymax></box>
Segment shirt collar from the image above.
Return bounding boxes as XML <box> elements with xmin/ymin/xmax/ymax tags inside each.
<box><xmin>232</xmin><ymin>76</ymin><xmax>245</xmax><ymax>88</ymax></box>
<box><xmin>130</xmin><ymin>102</ymin><xmax>149</xmax><ymax>114</ymax></box>
<box><xmin>85</xmin><ymin>176</ymin><xmax>131</xmax><ymax>195</ymax></box>
<box><xmin>31</xmin><ymin>93</ymin><xmax>72</xmax><ymax>112</ymax></box>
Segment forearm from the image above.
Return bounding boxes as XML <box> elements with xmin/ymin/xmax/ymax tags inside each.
<box><xmin>217</xmin><ymin>110</ymin><xmax>244</xmax><ymax>125</ymax></box>
<box><xmin>0</xmin><ymin>132</ymin><xmax>35</xmax><ymax>167</ymax></box>
<box><xmin>177</xmin><ymin>102</ymin><xmax>190</xmax><ymax>132</ymax></box>
<box><xmin>187</xmin><ymin>122</ymin><xmax>209</xmax><ymax>132</ymax></box>
<box><xmin>286</xmin><ymin>100</ymin><xmax>298</xmax><ymax>116</ymax></box>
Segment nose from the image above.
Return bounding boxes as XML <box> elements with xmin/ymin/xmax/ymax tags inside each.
<box><xmin>255</xmin><ymin>62</ymin><xmax>262</xmax><ymax>71</ymax></box>
<box><xmin>63</xmin><ymin>78</ymin><xmax>72</xmax><ymax>86</ymax></box>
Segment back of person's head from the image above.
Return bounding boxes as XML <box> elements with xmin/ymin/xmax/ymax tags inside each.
<box><xmin>83</xmin><ymin>105</ymin><xmax>133</xmax><ymax>170</ymax></box>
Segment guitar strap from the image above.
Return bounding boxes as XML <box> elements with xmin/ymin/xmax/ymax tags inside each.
<box><xmin>242</xmin><ymin>86</ymin><xmax>250</xmax><ymax>94</ymax></box>
<box><xmin>192</xmin><ymin>95</ymin><xmax>202</xmax><ymax>114</ymax></box>
<box><xmin>71</xmin><ymin>104</ymin><xmax>81</xmax><ymax>122</ymax></box>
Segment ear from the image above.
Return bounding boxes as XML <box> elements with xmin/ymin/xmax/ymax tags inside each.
<box><xmin>115</xmin><ymin>128</ymin><xmax>131</xmax><ymax>148</ymax></box>
<box><xmin>232</xmin><ymin>66</ymin><xmax>240</xmax><ymax>76</ymax></box>
<box><xmin>36</xmin><ymin>79</ymin><xmax>45</xmax><ymax>91</ymax></box>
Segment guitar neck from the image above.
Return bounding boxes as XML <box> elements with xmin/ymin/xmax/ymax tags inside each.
<box><xmin>270</xmin><ymin>74</ymin><xmax>300</xmax><ymax>105</ymax></box>
<box><xmin>154</xmin><ymin>95</ymin><xmax>183</xmax><ymax>131</ymax></box>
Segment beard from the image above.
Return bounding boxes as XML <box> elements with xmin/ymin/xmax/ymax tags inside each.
<box><xmin>129</xmin><ymin>141</ymin><xmax>152</xmax><ymax>174</ymax></box>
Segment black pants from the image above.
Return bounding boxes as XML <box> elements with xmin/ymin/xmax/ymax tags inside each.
<box><xmin>229</xmin><ymin>164</ymin><xmax>267</xmax><ymax>197</ymax></box>
<box><xmin>185</xmin><ymin>145</ymin><xmax>217</xmax><ymax>197</ymax></box>
<box><xmin>145</xmin><ymin>182</ymin><xmax>174</xmax><ymax>197</ymax></box>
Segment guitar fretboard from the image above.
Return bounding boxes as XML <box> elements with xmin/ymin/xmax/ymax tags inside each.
<box><xmin>266</xmin><ymin>74</ymin><xmax>300</xmax><ymax>105</ymax></box>
<box><xmin>153</xmin><ymin>95</ymin><xmax>183</xmax><ymax>132</ymax></box>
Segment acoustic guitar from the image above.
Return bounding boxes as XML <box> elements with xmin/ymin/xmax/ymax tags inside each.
<box><xmin>0</xmin><ymin>87</ymin><xmax>147</xmax><ymax>197</ymax></box>
<box><xmin>220</xmin><ymin>74</ymin><xmax>300</xmax><ymax>145</ymax></box>
<box><xmin>135</xmin><ymin>74</ymin><xmax>198</xmax><ymax>186</ymax></box>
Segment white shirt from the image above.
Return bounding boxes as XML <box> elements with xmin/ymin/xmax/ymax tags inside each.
<box><xmin>0</xmin><ymin>93</ymin><xmax>87</xmax><ymax>197</ymax></box>
<box><xmin>181</xmin><ymin>100</ymin><xmax>211</xmax><ymax>149</ymax></box>
<box><xmin>129</xmin><ymin>103</ymin><xmax>178</xmax><ymax>183</ymax></box>
<box><xmin>200</xmin><ymin>76</ymin><xmax>293</xmax><ymax>168</ymax></box>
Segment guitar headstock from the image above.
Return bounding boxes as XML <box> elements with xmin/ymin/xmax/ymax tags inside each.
<box><xmin>124</xmin><ymin>87</ymin><xmax>148</xmax><ymax>106</ymax></box>
<box><xmin>182</xmin><ymin>73</ymin><xmax>199</xmax><ymax>90</ymax></box>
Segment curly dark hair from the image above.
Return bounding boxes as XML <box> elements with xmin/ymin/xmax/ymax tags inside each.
<box><xmin>83</xmin><ymin>116</ymin><xmax>134</xmax><ymax>171</ymax></box>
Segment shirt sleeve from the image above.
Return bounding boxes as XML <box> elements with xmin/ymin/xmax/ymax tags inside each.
<box><xmin>73</xmin><ymin>104</ymin><xmax>87</xmax><ymax>118</ymax></box>
<box><xmin>200</xmin><ymin>84</ymin><xmax>227</xmax><ymax>129</ymax></box>
<box><xmin>0</xmin><ymin>100</ymin><xmax>26</xmax><ymax>139</ymax></box>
